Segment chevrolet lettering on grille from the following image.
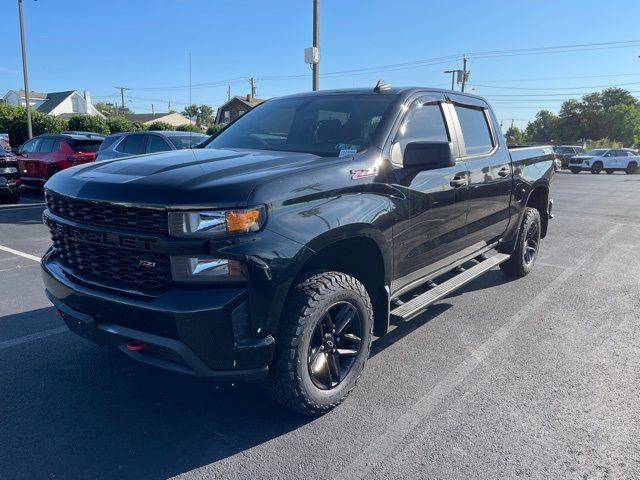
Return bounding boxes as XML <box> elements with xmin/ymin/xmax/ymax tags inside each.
<box><xmin>44</xmin><ymin>215</ymin><xmax>158</xmax><ymax>251</ymax></box>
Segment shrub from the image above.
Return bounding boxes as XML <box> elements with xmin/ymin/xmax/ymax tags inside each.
<box><xmin>176</xmin><ymin>123</ymin><xmax>201</xmax><ymax>133</ymax></box>
<box><xmin>146</xmin><ymin>121</ymin><xmax>173</xmax><ymax>131</ymax></box>
<box><xmin>206</xmin><ymin>124</ymin><xmax>225</xmax><ymax>136</ymax></box>
<box><xmin>106</xmin><ymin>115</ymin><xmax>138</xmax><ymax>133</ymax></box>
<box><xmin>67</xmin><ymin>115</ymin><xmax>109</xmax><ymax>135</ymax></box>
<box><xmin>8</xmin><ymin>108</ymin><xmax>68</xmax><ymax>147</ymax></box>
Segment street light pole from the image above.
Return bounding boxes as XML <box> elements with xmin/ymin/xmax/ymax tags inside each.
<box><xmin>17</xmin><ymin>0</ymin><xmax>32</xmax><ymax>139</ymax></box>
<box><xmin>312</xmin><ymin>0</ymin><xmax>319</xmax><ymax>91</ymax></box>
<box><xmin>443</xmin><ymin>70</ymin><xmax>457</xmax><ymax>91</ymax></box>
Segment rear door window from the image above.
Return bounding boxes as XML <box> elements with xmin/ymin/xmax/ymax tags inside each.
<box><xmin>38</xmin><ymin>138</ymin><xmax>56</xmax><ymax>153</ymax></box>
<box><xmin>147</xmin><ymin>135</ymin><xmax>172</xmax><ymax>153</ymax></box>
<box><xmin>118</xmin><ymin>134</ymin><xmax>147</xmax><ymax>155</ymax></box>
<box><xmin>454</xmin><ymin>105</ymin><xmax>494</xmax><ymax>155</ymax></box>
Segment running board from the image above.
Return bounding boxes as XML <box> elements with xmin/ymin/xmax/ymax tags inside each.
<box><xmin>390</xmin><ymin>253</ymin><xmax>510</xmax><ymax>322</ymax></box>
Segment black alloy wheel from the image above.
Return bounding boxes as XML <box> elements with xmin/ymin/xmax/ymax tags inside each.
<box><xmin>307</xmin><ymin>301</ymin><xmax>363</xmax><ymax>390</ymax></box>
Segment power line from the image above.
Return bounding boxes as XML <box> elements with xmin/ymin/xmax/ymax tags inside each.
<box><xmin>469</xmin><ymin>81</ymin><xmax>640</xmax><ymax>91</ymax></box>
<box><xmin>121</xmin><ymin>39</ymin><xmax>640</xmax><ymax>92</ymax></box>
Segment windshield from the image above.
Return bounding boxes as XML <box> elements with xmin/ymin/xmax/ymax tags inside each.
<box><xmin>586</xmin><ymin>149</ymin><xmax>607</xmax><ymax>156</ymax></box>
<box><xmin>168</xmin><ymin>134</ymin><xmax>209</xmax><ymax>149</ymax></box>
<box><xmin>205</xmin><ymin>94</ymin><xmax>396</xmax><ymax>157</ymax></box>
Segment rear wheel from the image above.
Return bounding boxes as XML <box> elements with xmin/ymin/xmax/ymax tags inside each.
<box><xmin>264</xmin><ymin>271</ymin><xmax>373</xmax><ymax>416</ymax></box>
<box><xmin>590</xmin><ymin>162</ymin><xmax>603</xmax><ymax>174</ymax></box>
<box><xmin>570</xmin><ymin>168</ymin><xmax>581</xmax><ymax>174</ymax></box>
<box><xmin>605</xmin><ymin>169</ymin><xmax>614</xmax><ymax>174</ymax></box>
<box><xmin>500</xmin><ymin>207</ymin><xmax>541</xmax><ymax>278</ymax></box>
<box><xmin>626</xmin><ymin>162</ymin><xmax>637</xmax><ymax>175</ymax></box>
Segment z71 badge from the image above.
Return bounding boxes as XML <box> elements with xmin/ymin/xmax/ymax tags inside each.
<box><xmin>350</xmin><ymin>166</ymin><xmax>379</xmax><ymax>179</ymax></box>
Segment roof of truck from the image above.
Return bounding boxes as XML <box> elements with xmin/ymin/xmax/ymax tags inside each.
<box><xmin>273</xmin><ymin>86</ymin><xmax>485</xmax><ymax>102</ymax></box>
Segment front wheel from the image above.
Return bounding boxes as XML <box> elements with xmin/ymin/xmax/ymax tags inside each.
<box><xmin>500</xmin><ymin>207</ymin><xmax>541</xmax><ymax>278</ymax></box>
<box><xmin>264</xmin><ymin>272</ymin><xmax>373</xmax><ymax>416</ymax></box>
<box><xmin>626</xmin><ymin>162</ymin><xmax>637</xmax><ymax>174</ymax></box>
<box><xmin>590</xmin><ymin>162</ymin><xmax>603</xmax><ymax>174</ymax></box>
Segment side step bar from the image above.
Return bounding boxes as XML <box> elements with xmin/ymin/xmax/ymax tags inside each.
<box><xmin>390</xmin><ymin>253</ymin><xmax>510</xmax><ymax>322</ymax></box>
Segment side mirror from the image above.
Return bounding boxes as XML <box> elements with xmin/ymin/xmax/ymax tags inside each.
<box><xmin>403</xmin><ymin>141</ymin><xmax>455</xmax><ymax>169</ymax></box>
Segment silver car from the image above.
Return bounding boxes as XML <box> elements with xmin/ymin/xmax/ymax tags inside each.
<box><xmin>95</xmin><ymin>131</ymin><xmax>209</xmax><ymax>161</ymax></box>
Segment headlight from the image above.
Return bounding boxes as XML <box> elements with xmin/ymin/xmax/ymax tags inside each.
<box><xmin>170</xmin><ymin>257</ymin><xmax>246</xmax><ymax>283</ymax></box>
<box><xmin>0</xmin><ymin>167</ymin><xmax>17</xmax><ymax>174</ymax></box>
<box><xmin>168</xmin><ymin>206</ymin><xmax>266</xmax><ymax>238</ymax></box>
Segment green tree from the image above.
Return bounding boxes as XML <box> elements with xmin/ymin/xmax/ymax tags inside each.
<box><xmin>94</xmin><ymin>102</ymin><xmax>128</xmax><ymax>117</ymax></box>
<box><xmin>505</xmin><ymin>126</ymin><xmax>526</xmax><ymax>144</ymax></box>
<box><xmin>555</xmin><ymin>99</ymin><xmax>583</xmax><ymax>143</ymax></box>
<box><xmin>525</xmin><ymin>110</ymin><xmax>558</xmax><ymax>143</ymax></box>
<box><xmin>605</xmin><ymin>103</ymin><xmax>640</xmax><ymax>146</ymax></box>
<box><xmin>182</xmin><ymin>104</ymin><xmax>215</xmax><ymax>127</ymax></box>
<box><xmin>146</xmin><ymin>121</ymin><xmax>173</xmax><ymax>131</ymax></box>
<box><xmin>67</xmin><ymin>115</ymin><xmax>109</xmax><ymax>135</ymax></box>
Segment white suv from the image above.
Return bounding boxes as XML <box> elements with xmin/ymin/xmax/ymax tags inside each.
<box><xmin>568</xmin><ymin>148</ymin><xmax>639</xmax><ymax>174</ymax></box>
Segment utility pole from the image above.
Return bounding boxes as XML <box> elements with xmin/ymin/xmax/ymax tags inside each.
<box><xmin>151</xmin><ymin>104</ymin><xmax>154</xmax><ymax>115</ymax></box>
<box><xmin>248</xmin><ymin>77</ymin><xmax>257</xmax><ymax>99</ymax></box>
<box><xmin>461</xmin><ymin>55</ymin><xmax>468</xmax><ymax>93</ymax></box>
<box><xmin>227</xmin><ymin>84</ymin><xmax>231</xmax><ymax>101</ymax></box>
<box><xmin>18</xmin><ymin>0</ymin><xmax>32</xmax><ymax>139</ymax></box>
<box><xmin>115</xmin><ymin>86</ymin><xmax>129</xmax><ymax>111</ymax></box>
<box><xmin>312</xmin><ymin>0</ymin><xmax>320</xmax><ymax>91</ymax></box>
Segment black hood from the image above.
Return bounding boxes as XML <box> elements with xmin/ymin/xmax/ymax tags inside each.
<box><xmin>44</xmin><ymin>148</ymin><xmax>326</xmax><ymax>208</ymax></box>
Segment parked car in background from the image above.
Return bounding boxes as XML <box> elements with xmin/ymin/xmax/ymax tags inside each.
<box><xmin>15</xmin><ymin>133</ymin><xmax>105</xmax><ymax>185</ymax></box>
<box><xmin>552</xmin><ymin>145</ymin><xmax>586</xmax><ymax>168</ymax></box>
<box><xmin>568</xmin><ymin>148</ymin><xmax>639</xmax><ymax>174</ymax></box>
<box><xmin>0</xmin><ymin>148</ymin><xmax>20</xmax><ymax>203</ymax></box>
<box><xmin>95</xmin><ymin>131</ymin><xmax>209</xmax><ymax>161</ymax></box>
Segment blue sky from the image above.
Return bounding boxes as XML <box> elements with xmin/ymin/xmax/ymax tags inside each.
<box><xmin>2</xmin><ymin>0</ymin><xmax>640</xmax><ymax>128</ymax></box>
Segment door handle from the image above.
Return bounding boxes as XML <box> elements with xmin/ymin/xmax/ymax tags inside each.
<box><xmin>450</xmin><ymin>176</ymin><xmax>467</xmax><ymax>188</ymax></box>
<box><xmin>498</xmin><ymin>166</ymin><xmax>511</xmax><ymax>177</ymax></box>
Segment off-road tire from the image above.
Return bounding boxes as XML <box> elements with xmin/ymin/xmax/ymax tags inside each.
<box><xmin>626</xmin><ymin>162</ymin><xmax>637</xmax><ymax>175</ymax></box>
<box><xmin>605</xmin><ymin>169</ymin><xmax>614</xmax><ymax>174</ymax></box>
<box><xmin>590</xmin><ymin>162</ymin><xmax>603</xmax><ymax>174</ymax></box>
<box><xmin>570</xmin><ymin>168</ymin><xmax>581</xmax><ymax>174</ymax></box>
<box><xmin>264</xmin><ymin>271</ymin><xmax>373</xmax><ymax>416</ymax></box>
<box><xmin>500</xmin><ymin>207</ymin><xmax>541</xmax><ymax>278</ymax></box>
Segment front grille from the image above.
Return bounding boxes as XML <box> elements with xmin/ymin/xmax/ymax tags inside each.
<box><xmin>45</xmin><ymin>191</ymin><xmax>167</xmax><ymax>233</ymax></box>
<box><xmin>51</xmin><ymin>232</ymin><xmax>172</xmax><ymax>289</ymax></box>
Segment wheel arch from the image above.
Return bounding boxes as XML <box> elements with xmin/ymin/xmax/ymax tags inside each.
<box><xmin>292</xmin><ymin>230</ymin><xmax>391</xmax><ymax>337</ymax></box>
<box><xmin>525</xmin><ymin>184</ymin><xmax>550</xmax><ymax>239</ymax></box>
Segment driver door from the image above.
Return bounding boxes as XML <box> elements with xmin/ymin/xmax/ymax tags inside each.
<box><xmin>390</xmin><ymin>96</ymin><xmax>469</xmax><ymax>294</ymax></box>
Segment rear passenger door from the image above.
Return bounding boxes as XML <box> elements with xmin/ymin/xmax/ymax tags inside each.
<box><xmin>447</xmin><ymin>96</ymin><xmax>512</xmax><ymax>247</ymax></box>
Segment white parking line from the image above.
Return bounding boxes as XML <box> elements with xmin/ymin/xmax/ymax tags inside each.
<box><xmin>0</xmin><ymin>327</ymin><xmax>67</xmax><ymax>351</ymax></box>
<box><xmin>338</xmin><ymin>224</ymin><xmax>621</xmax><ymax>480</ymax></box>
<box><xmin>0</xmin><ymin>245</ymin><xmax>42</xmax><ymax>263</ymax></box>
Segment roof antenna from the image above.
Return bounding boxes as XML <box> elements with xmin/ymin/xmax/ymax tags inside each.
<box><xmin>373</xmin><ymin>79</ymin><xmax>391</xmax><ymax>93</ymax></box>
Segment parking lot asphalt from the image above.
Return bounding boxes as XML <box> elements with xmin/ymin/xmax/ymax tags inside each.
<box><xmin>1</xmin><ymin>172</ymin><xmax>639</xmax><ymax>480</ymax></box>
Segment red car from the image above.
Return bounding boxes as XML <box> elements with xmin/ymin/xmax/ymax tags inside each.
<box><xmin>16</xmin><ymin>132</ymin><xmax>104</xmax><ymax>185</ymax></box>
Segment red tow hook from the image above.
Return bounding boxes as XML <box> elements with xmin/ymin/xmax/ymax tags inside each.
<box><xmin>126</xmin><ymin>341</ymin><xmax>147</xmax><ymax>351</ymax></box>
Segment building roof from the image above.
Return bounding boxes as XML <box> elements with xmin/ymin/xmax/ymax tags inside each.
<box><xmin>6</xmin><ymin>89</ymin><xmax>48</xmax><ymax>100</ymax></box>
<box><xmin>229</xmin><ymin>95</ymin><xmax>265</xmax><ymax>108</ymax></box>
<box><xmin>37</xmin><ymin>91</ymin><xmax>77</xmax><ymax>114</ymax></box>
<box><xmin>123</xmin><ymin>112</ymin><xmax>192</xmax><ymax>123</ymax></box>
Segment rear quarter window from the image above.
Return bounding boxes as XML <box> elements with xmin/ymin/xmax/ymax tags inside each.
<box><xmin>454</xmin><ymin>105</ymin><xmax>494</xmax><ymax>156</ymax></box>
<box><xmin>99</xmin><ymin>135</ymin><xmax>122</xmax><ymax>151</ymax></box>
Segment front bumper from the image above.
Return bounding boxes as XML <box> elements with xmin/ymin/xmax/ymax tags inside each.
<box><xmin>42</xmin><ymin>249</ymin><xmax>274</xmax><ymax>381</ymax></box>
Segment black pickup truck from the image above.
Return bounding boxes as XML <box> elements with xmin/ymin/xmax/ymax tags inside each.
<box><xmin>41</xmin><ymin>84</ymin><xmax>554</xmax><ymax>415</ymax></box>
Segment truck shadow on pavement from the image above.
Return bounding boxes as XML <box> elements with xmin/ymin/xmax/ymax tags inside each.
<box><xmin>1</xmin><ymin>270</ymin><xmax>512</xmax><ymax>479</ymax></box>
